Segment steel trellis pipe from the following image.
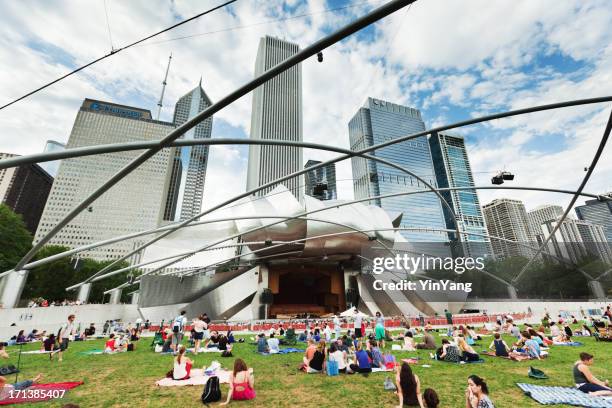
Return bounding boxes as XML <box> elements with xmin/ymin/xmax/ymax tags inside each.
<box><xmin>511</xmin><ymin>107</ymin><xmax>612</xmax><ymax>285</ymax></box>
<box><xmin>10</xmin><ymin>0</ymin><xmax>417</xmax><ymax>272</ymax></box>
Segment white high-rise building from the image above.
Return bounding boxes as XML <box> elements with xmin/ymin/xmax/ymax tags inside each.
<box><xmin>162</xmin><ymin>80</ymin><xmax>213</xmax><ymax>222</ymax></box>
<box><xmin>540</xmin><ymin>218</ymin><xmax>612</xmax><ymax>264</ymax></box>
<box><xmin>0</xmin><ymin>152</ymin><xmax>18</xmax><ymax>203</ymax></box>
<box><xmin>34</xmin><ymin>99</ymin><xmax>175</xmax><ymax>261</ymax></box>
<box><xmin>527</xmin><ymin>204</ymin><xmax>563</xmax><ymax>240</ymax></box>
<box><xmin>247</xmin><ymin>36</ymin><xmax>303</xmax><ymax>198</ymax></box>
<box><xmin>482</xmin><ymin>198</ymin><xmax>535</xmax><ymax>259</ymax></box>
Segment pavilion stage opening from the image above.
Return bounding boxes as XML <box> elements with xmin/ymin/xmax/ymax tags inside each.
<box><xmin>267</xmin><ymin>263</ymin><xmax>346</xmax><ymax>318</ymax></box>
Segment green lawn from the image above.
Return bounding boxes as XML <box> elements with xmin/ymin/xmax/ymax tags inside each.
<box><xmin>2</xmin><ymin>328</ymin><xmax>610</xmax><ymax>407</ymax></box>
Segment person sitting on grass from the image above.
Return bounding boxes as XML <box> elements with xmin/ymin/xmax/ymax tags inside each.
<box><xmin>220</xmin><ymin>358</ymin><xmax>255</xmax><ymax>405</ymax></box>
<box><xmin>523</xmin><ymin>333</ymin><xmax>542</xmax><ymax>360</ymax></box>
<box><xmin>395</xmin><ymin>362</ymin><xmax>423</xmax><ymax>407</ymax></box>
<box><xmin>369</xmin><ymin>339</ymin><xmax>384</xmax><ymax>368</ymax></box>
<box><xmin>0</xmin><ymin>374</ymin><xmax>43</xmax><ymax>401</ymax></box>
<box><xmin>423</xmin><ymin>388</ymin><xmax>439</xmax><ymax>408</ymax></box>
<box><xmin>573</xmin><ymin>352</ymin><xmax>612</xmax><ymax>396</ymax></box>
<box><xmin>306</xmin><ymin>340</ymin><xmax>326</xmax><ymax>374</ymax></box>
<box><xmin>457</xmin><ymin>337</ymin><xmax>480</xmax><ymax>362</ymax></box>
<box><xmin>302</xmin><ymin>339</ymin><xmax>316</xmax><ymax>366</ymax></box>
<box><xmin>104</xmin><ymin>334</ymin><xmax>117</xmax><ymax>353</ymax></box>
<box><xmin>206</xmin><ymin>331</ymin><xmax>220</xmax><ymax>348</ymax></box>
<box><xmin>439</xmin><ymin>339</ymin><xmax>461</xmax><ymax>362</ymax></box>
<box><xmin>161</xmin><ymin>332</ymin><xmax>173</xmax><ymax>353</ymax></box>
<box><xmin>328</xmin><ymin>342</ymin><xmax>348</xmax><ymax>373</ymax></box>
<box><xmin>267</xmin><ymin>333</ymin><xmax>280</xmax><ymax>354</ymax></box>
<box><xmin>488</xmin><ymin>333</ymin><xmax>509</xmax><ymax>357</ymax></box>
<box><xmin>416</xmin><ymin>332</ymin><xmax>436</xmax><ymax>350</ymax></box>
<box><xmin>171</xmin><ymin>346</ymin><xmax>192</xmax><ymax>380</ymax></box>
<box><xmin>218</xmin><ymin>334</ymin><xmax>232</xmax><ymax>352</ymax></box>
<box><xmin>298</xmin><ymin>330</ymin><xmax>307</xmax><ymax>342</ymax></box>
<box><xmin>114</xmin><ymin>334</ymin><xmax>129</xmax><ymax>352</ymax></box>
<box><xmin>0</xmin><ymin>343</ymin><xmax>8</xmax><ymax>359</ymax></box>
<box><xmin>403</xmin><ymin>332</ymin><xmax>417</xmax><ymax>351</ymax></box>
<box><xmin>256</xmin><ymin>333</ymin><xmax>268</xmax><ymax>353</ymax></box>
<box><xmin>348</xmin><ymin>342</ymin><xmax>371</xmax><ymax>374</ymax></box>
<box><xmin>466</xmin><ymin>375</ymin><xmax>494</xmax><ymax>408</ymax></box>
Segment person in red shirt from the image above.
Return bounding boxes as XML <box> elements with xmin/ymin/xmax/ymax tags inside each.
<box><xmin>104</xmin><ymin>334</ymin><xmax>116</xmax><ymax>353</ymax></box>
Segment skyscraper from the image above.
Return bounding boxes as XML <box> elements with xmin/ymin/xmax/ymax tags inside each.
<box><xmin>247</xmin><ymin>36</ymin><xmax>302</xmax><ymax>198</ymax></box>
<box><xmin>304</xmin><ymin>160</ymin><xmax>337</xmax><ymax>200</ymax></box>
<box><xmin>349</xmin><ymin>98</ymin><xmax>447</xmax><ymax>242</ymax></box>
<box><xmin>0</xmin><ymin>152</ymin><xmax>53</xmax><ymax>235</ymax></box>
<box><xmin>162</xmin><ymin>80</ymin><xmax>213</xmax><ymax>222</ymax></box>
<box><xmin>35</xmin><ymin>99</ymin><xmax>175</xmax><ymax>261</ymax></box>
<box><xmin>39</xmin><ymin>140</ymin><xmax>65</xmax><ymax>178</ymax></box>
<box><xmin>527</xmin><ymin>204</ymin><xmax>563</xmax><ymax>242</ymax></box>
<box><xmin>575</xmin><ymin>193</ymin><xmax>612</xmax><ymax>242</ymax></box>
<box><xmin>540</xmin><ymin>218</ymin><xmax>612</xmax><ymax>264</ymax></box>
<box><xmin>482</xmin><ymin>198</ymin><xmax>535</xmax><ymax>259</ymax></box>
<box><xmin>428</xmin><ymin>131</ymin><xmax>491</xmax><ymax>257</ymax></box>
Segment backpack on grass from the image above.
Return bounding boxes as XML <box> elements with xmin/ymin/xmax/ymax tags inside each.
<box><xmin>201</xmin><ymin>375</ymin><xmax>221</xmax><ymax>404</ymax></box>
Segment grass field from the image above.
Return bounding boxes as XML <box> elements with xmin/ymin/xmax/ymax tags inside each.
<box><xmin>2</xmin><ymin>328</ymin><xmax>611</xmax><ymax>407</ymax></box>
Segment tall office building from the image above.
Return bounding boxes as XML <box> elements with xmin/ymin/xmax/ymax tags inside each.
<box><xmin>304</xmin><ymin>160</ymin><xmax>337</xmax><ymax>201</ymax></box>
<box><xmin>162</xmin><ymin>80</ymin><xmax>213</xmax><ymax>222</ymax></box>
<box><xmin>39</xmin><ymin>140</ymin><xmax>65</xmax><ymax>178</ymax></box>
<box><xmin>35</xmin><ymin>99</ymin><xmax>175</xmax><ymax>261</ymax></box>
<box><xmin>247</xmin><ymin>36</ymin><xmax>303</xmax><ymax>198</ymax></box>
<box><xmin>575</xmin><ymin>193</ymin><xmax>612</xmax><ymax>242</ymax></box>
<box><xmin>349</xmin><ymin>98</ymin><xmax>447</xmax><ymax>242</ymax></box>
<box><xmin>0</xmin><ymin>153</ymin><xmax>53</xmax><ymax>235</ymax></box>
<box><xmin>482</xmin><ymin>198</ymin><xmax>535</xmax><ymax>259</ymax></box>
<box><xmin>527</xmin><ymin>204</ymin><xmax>563</xmax><ymax>241</ymax></box>
<box><xmin>540</xmin><ymin>218</ymin><xmax>612</xmax><ymax>264</ymax></box>
<box><xmin>428</xmin><ymin>131</ymin><xmax>491</xmax><ymax>257</ymax></box>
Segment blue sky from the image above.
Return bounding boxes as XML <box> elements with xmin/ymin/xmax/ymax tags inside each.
<box><xmin>0</xmin><ymin>0</ymin><xmax>611</xmax><ymax>212</ymax></box>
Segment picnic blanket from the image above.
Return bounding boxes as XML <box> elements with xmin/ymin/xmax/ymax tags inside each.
<box><xmin>19</xmin><ymin>350</ymin><xmax>58</xmax><ymax>355</ymax></box>
<box><xmin>155</xmin><ymin>369</ymin><xmax>231</xmax><ymax>387</ymax></box>
<box><xmin>186</xmin><ymin>347</ymin><xmax>223</xmax><ymax>353</ymax></box>
<box><xmin>437</xmin><ymin>358</ymin><xmax>485</xmax><ymax>364</ymax></box>
<box><xmin>371</xmin><ymin>367</ymin><xmax>394</xmax><ymax>373</ymax></box>
<box><xmin>517</xmin><ymin>383</ymin><xmax>612</xmax><ymax>407</ymax></box>
<box><xmin>260</xmin><ymin>348</ymin><xmax>304</xmax><ymax>355</ymax></box>
<box><xmin>79</xmin><ymin>349</ymin><xmax>117</xmax><ymax>355</ymax></box>
<box><xmin>0</xmin><ymin>382</ymin><xmax>83</xmax><ymax>405</ymax></box>
<box><xmin>552</xmin><ymin>342</ymin><xmax>583</xmax><ymax>346</ymax></box>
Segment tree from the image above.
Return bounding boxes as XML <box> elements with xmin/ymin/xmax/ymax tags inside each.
<box><xmin>0</xmin><ymin>204</ymin><xmax>32</xmax><ymax>272</ymax></box>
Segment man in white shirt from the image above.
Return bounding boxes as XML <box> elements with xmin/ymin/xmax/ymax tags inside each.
<box><xmin>333</xmin><ymin>314</ymin><xmax>341</xmax><ymax>339</ymax></box>
<box><xmin>354</xmin><ymin>310</ymin><xmax>363</xmax><ymax>338</ymax></box>
<box><xmin>267</xmin><ymin>333</ymin><xmax>280</xmax><ymax>354</ymax></box>
<box><xmin>58</xmin><ymin>314</ymin><xmax>76</xmax><ymax>362</ymax></box>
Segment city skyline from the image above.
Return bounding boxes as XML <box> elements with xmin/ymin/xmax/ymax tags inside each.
<box><xmin>0</xmin><ymin>1</ymin><xmax>610</xmax><ymax>215</ymax></box>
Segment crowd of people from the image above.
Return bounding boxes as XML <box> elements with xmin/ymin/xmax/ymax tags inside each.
<box><xmin>26</xmin><ymin>298</ymin><xmax>88</xmax><ymax>308</ymax></box>
<box><xmin>2</xmin><ymin>305</ymin><xmax>612</xmax><ymax>406</ymax></box>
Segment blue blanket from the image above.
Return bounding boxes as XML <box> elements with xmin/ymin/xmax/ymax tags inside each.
<box><xmin>517</xmin><ymin>383</ymin><xmax>612</xmax><ymax>407</ymax></box>
<box><xmin>553</xmin><ymin>342</ymin><xmax>583</xmax><ymax>346</ymax></box>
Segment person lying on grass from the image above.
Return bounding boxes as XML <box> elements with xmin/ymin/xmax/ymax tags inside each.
<box><xmin>0</xmin><ymin>373</ymin><xmax>43</xmax><ymax>401</ymax></box>
<box><xmin>573</xmin><ymin>352</ymin><xmax>612</xmax><ymax>396</ymax></box>
<box><xmin>220</xmin><ymin>358</ymin><xmax>255</xmax><ymax>405</ymax></box>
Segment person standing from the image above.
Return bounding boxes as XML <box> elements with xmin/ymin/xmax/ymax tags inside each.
<box><xmin>171</xmin><ymin>311</ymin><xmax>187</xmax><ymax>352</ymax></box>
<box><xmin>445</xmin><ymin>309</ymin><xmax>453</xmax><ymax>326</ymax></box>
<box><xmin>58</xmin><ymin>314</ymin><xmax>76</xmax><ymax>362</ymax></box>
<box><xmin>333</xmin><ymin>314</ymin><xmax>341</xmax><ymax>339</ymax></box>
<box><xmin>375</xmin><ymin>311</ymin><xmax>386</xmax><ymax>348</ymax></box>
<box><xmin>354</xmin><ymin>309</ymin><xmax>363</xmax><ymax>339</ymax></box>
<box><xmin>192</xmin><ymin>315</ymin><xmax>206</xmax><ymax>354</ymax></box>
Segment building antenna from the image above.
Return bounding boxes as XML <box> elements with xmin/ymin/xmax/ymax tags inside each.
<box><xmin>156</xmin><ymin>53</ymin><xmax>172</xmax><ymax>120</ymax></box>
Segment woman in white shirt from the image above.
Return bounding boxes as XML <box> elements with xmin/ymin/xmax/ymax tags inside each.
<box><xmin>172</xmin><ymin>346</ymin><xmax>192</xmax><ymax>380</ymax></box>
<box><xmin>328</xmin><ymin>343</ymin><xmax>348</xmax><ymax>373</ymax></box>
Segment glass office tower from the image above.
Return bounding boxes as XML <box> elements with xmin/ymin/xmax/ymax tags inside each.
<box><xmin>349</xmin><ymin>98</ymin><xmax>447</xmax><ymax>243</ymax></box>
<box><xmin>429</xmin><ymin>131</ymin><xmax>492</xmax><ymax>257</ymax></box>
